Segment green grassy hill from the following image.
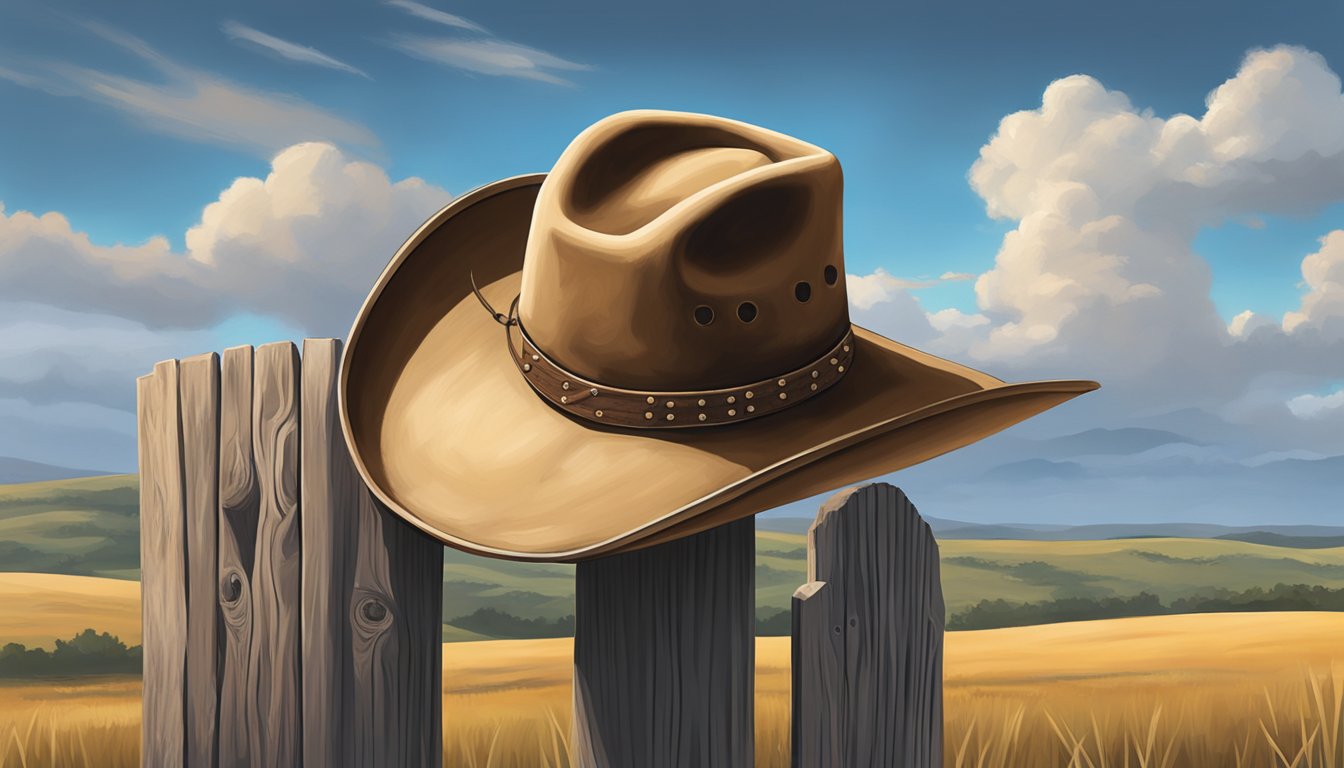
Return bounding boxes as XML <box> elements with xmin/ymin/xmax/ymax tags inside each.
<box><xmin>0</xmin><ymin>475</ymin><xmax>140</xmax><ymax>580</ymax></box>
<box><xmin>5</xmin><ymin>475</ymin><xmax>1344</xmax><ymax>638</ymax></box>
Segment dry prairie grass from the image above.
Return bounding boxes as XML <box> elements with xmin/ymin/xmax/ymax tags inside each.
<box><xmin>2</xmin><ymin>612</ymin><xmax>1341</xmax><ymax>767</ymax></box>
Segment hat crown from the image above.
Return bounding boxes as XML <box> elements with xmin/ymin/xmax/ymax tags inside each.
<box><xmin>519</xmin><ymin>110</ymin><xmax>850</xmax><ymax>391</ymax></box>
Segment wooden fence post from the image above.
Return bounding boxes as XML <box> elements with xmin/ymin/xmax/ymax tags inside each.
<box><xmin>791</xmin><ymin>483</ymin><xmax>945</xmax><ymax>768</ymax></box>
<box><xmin>218</xmin><ymin>345</ymin><xmax>260</xmax><ymax>768</ymax></box>
<box><xmin>138</xmin><ymin>360</ymin><xmax>187</xmax><ymax>766</ymax></box>
<box><xmin>301</xmin><ymin>338</ymin><xmax>443</xmax><ymax>768</ymax></box>
<box><xmin>140</xmin><ymin>340</ymin><xmax>444</xmax><ymax>768</ymax></box>
<box><xmin>572</xmin><ymin>516</ymin><xmax>755</xmax><ymax>767</ymax></box>
<box><xmin>181</xmin><ymin>353</ymin><xmax>221</xmax><ymax>767</ymax></box>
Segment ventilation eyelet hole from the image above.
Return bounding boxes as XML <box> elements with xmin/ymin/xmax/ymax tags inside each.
<box><xmin>737</xmin><ymin>302</ymin><xmax>758</xmax><ymax>323</ymax></box>
<box><xmin>824</xmin><ymin>265</ymin><xmax>839</xmax><ymax>286</ymax></box>
<box><xmin>794</xmin><ymin>281</ymin><xmax>812</xmax><ymax>302</ymax></box>
<box><xmin>693</xmin><ymin>305</ymin><xmax>714</xmax><ymax>326</ymax></box>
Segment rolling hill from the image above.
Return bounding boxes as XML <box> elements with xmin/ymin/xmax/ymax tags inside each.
<box><xmin>4</xmin><ymin>475</ymin><xmax>1344</xmax><ymax>642</ymax></box>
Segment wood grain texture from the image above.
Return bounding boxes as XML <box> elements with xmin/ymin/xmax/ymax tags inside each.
<box><xmin>573</xmin><ymin>516</ymin><xmax>754</xmax><ymax>767</ymax></box>
<box><xmin>180</xmin><ymin>353</ymin><xmax>221</xmax><ymax>768</ymax></box>
<box><xmin>792</xmin><ymin>483</ymin><xmax>945</xmax><ymax>768</ymax></box>
<box><xmin>218</xmin><ymin>346</ymin><xmax>259</xmax><ymax>768</ymax></box>
<box><xmin>301</xmin><ymin>338</ymin><xmax>444</xmax><ymax>767</ymax></box>
<box><xmin>139</xmin><ymin>360</ymin><xmax>187</xmax><ymax>767</ymax></box>
<box><xmin>792</xmin><ymin>579</ymin><xmax>843</xmax><ymax>767</ymax></box>
<box><xmin>248</xmin><ymin>341</ymin><xmax>303</xmax><ymax>766</ymax></box>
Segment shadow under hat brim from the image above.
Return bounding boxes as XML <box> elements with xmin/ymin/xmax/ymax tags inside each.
<box><xmin>340</xmin><ymin>174</ymin><xmax>1098</xmax><ymax>562</ymax></box>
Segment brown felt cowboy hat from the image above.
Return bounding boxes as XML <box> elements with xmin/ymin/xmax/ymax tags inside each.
<box><xmin>339</xmin><ymin>110</ymin><xmax>1097</xmax><ymax>562</ymax></box>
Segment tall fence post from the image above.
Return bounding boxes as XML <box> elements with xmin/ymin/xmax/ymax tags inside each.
<box><xmin>138</xmin><ymin>360</ymin><xmax>187</xmax><ymax>766</ymax></box>
<box><xmin>139</xmin><ymin>340</ymin><xmax>444</xmax><ymax>768</ymax></box>
<box><xmin>181</xmin><ymin>353</ymin><xmax>221</xmax><ymax>767</ymax></box>
<box><xmin>791</xmin><ymin>483</ymin><xmax>945</xmax><ymax>767</ymax></box>
<box><xmin>300</xmin><ymin>338</ymin><xmax>443</xmax><ymax>767</ymax></box>
<box><xmin>572</xmin><ymin>516</ymin><xmax>756</xmax><ymax>767</ymax></box>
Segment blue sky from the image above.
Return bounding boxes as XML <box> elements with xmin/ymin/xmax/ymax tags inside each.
<box><xmin>1</xmin><ymin>0</ymin><xmax>1341</xmax><ymax>523</ymax></box>
<box><xmin>5</xmin><ymin>0</ymin><xmax>1340</xmax><ymax>318</ymax></box>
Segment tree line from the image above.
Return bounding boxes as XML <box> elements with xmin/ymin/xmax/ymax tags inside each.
<box><xmin>0</xmin><ymin>629</ymin><xmax>141</xmax><ymax>677</ymax></box>
<box><xmin>946</xmin><ymin>582</ymin><xmax>1344</xmax><ymax>631</ymax></box>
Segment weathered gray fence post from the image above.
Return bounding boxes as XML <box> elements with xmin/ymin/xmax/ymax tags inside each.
<box><xmin>300</xmin><ymin>338</ymin><xmax>443</xmax><ymax>767</ymax></box>
<box><xmin>139</xmin><ymin>339</ymin><xmax>444</xmax><ymax>768</ymax></box>
<box><xmin>791</xmin><ymin>483</ymin><xmax>945</xmax><ymax>767</ymax></box>
<box><xmin>572</xmin><ymin>516</ymin><xmax>756</xmax><ymax>767</ymax></box>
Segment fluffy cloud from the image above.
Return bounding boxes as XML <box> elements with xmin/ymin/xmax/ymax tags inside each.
<box><xmin>1287</xmin><ymin>389</ymin><xmax>1344</xmax><ymax>419</ymax></box>
<box><xmin>1227</xmin><ymin>309</ymin><xmax>1275</xmax><ymax>338</ymax></box>
<box><xmin>0</xmin><ymin>142</ymin><xmax>451</xmax><ymax>335</ymax></box>
<box><xmin>843</xmin><ymin>45</ymin><xmax>1344</xmax><ymax>445</ymax></box>
<box><xmin>1283</xmin><ymin>230</ymin><xmax>1344</xmax><ymax>339</ymax></box>
<box><xmin>966</xmin><ymin>46</ymin><xmax>1344</xmax><ymax>375</ymax></box>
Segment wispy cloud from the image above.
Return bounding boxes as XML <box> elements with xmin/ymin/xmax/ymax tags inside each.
<box><xmin>222</xmin><ymin>21</ymin><xmax>370</xmax><ymax>79</ymax></box>
<box><xmin>393</xmin><ymin>36</ymin><xmax>589</xmax><ymax>85</ymax></box>
<box><xmin>0</xmin><ymin>20</ymin><xmax>376</xmax><ymax>155</ymax></box>
<box><xmin>384</xmin><ymin>2</ymin><xmax>589</xmax><ymax>86</ymax></box>
<box><xmin>383</xmin><ymin>0</ymin><xmax>488</xmax><ymax>33</ymax></box>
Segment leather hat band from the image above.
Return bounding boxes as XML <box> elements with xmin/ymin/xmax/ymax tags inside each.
<box><xmin>509</xmin><ymin>323</ymin><xmax>854</xmax><ymax>429</ymax></box>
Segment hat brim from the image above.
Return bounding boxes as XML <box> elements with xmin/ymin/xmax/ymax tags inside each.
<box><xmin>340</xmin><ymin>174</ymin><xmax>1098</xmax><ymax>562</ymax></box>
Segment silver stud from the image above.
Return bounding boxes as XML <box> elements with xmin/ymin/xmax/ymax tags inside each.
<box><xmin>590</xmin><ymin>388</ymin><xmax>599</xmax><ymax>396</ymax></box>
<box><xmin>665</xmin><ymin>401</ymin><xmax>675</xmax><ymax>408</ymax></box>
<box><xmin>727</xmin><ymin>395</ymin><xmax>736</xmax><ymax>404</ymax></box>
<box><xmin>522</xmin><ymin>363</ymin><xmax>532</xmax><ymax>372</ymax></box>
<box><xmin>777</xmin><ymin>392</ymin><xmax>786</xmax><ymax>400</ymax></box>
<box><xmin>777</xmin><ymin>378</ymin><xmax>787</xmax><ymax>387</ymax></box>
<box><xmin>647</xmin><ymin>396</ymin><xmax>656</xmax><ymax>405</ymax></box>
<box><xmin>811</xmin><ymin>383</ymin><xmax>818</xmax><ymax>391</ymax></box>
<box><xmin>531</xmin><ymin>354</ymin><xmax>540</xmax><ymax>362</ymax></box>
<box><xmin>747</xmin><ymin>405</ymin><xmax>756</xmax><ymax>413</ymax></box>
<box><xmin>560</xmin><ymin>396</ymin><xmax>568</xmax><ymax>404</ymax></box>
<box><xmin>666</xmin><ymin>413</ymin><xmax>675</xmax><ymax>421</ymax></box>
<box><xmin>830</xmin><ymin>357</ymin><xmax>838</xmax><ymax>365</ymax></box>
<box><xmin>745</xmin><ymin>391</ymin><xmax>754</xmax><ymax>399</ymax></box>
<box><xmin>698</xmin><ymin>413</ymin><xmax>707</xmax><ymax>422</ymax></box>
<box><xmin>843</xmin><ymin>345</ymin><xmax>851</xmax><ymax>353</ymax></box>
<box><xmin>645</xmin><ymin>411</ymin><xmax>654</xmax><ymax>420</ymax></box>
<box><xmin>811</xmin><ymin>370</ymin><xmax>819</xmax><ymax>379</ymax></box>
<box><xmin>562</xmin><ymin>381</ymin><xmax>571</xmax><ymax>390</ymax></box>
<box><xmin>595</xmin><ymin>410</ymin><xmax>604</xmax><ymax>417</ymax></box>
<box><xmin>728</xmin><ymin>409</ymin><xmax>737</xmax><ymax>416</ymax></box>
<box><xmin>698</xmin><ymin>398</ymin><xmax>706</xmax><ymax>407</ymax></box>
<box><xmin>838</xmin><ymin>365</ymin><xmax>845</xmax><ymax>373</ymax></box>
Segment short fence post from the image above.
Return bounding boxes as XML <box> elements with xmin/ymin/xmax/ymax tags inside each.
<box><xmin>572</xmin><ymin>516</ymin><xmax>756</xmax><ymax>767</ymax></box>
<box><xmin>791</xmin><ymin>483</ymin><xmax>945</xmax><ymax>767</ymax></box>
<box><xmin>140</xmin><ymin>340</ymin><xmax>444</xmax><ymax>768</ymax></box>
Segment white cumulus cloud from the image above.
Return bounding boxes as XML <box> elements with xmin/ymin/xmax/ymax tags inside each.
<box><xmin>1283</xmin><ymin>230</ymin><xmax>1344</xmax><ymax>339</ymax></box>
<box><xmin>0</xmin><ymin>142</ymin><xmax>451</xmax><ymax>335</ymax></box>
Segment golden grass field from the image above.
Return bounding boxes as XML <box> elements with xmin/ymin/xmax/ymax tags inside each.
<box><xmin>3</xmin><ymin>612</ymin><xmax>1342</xmax><ymax>766</ymax></box>
<box><xmin>0</xmin><ymin>574</ymin><xmax>140</xmax><ymax>649</ymax></box>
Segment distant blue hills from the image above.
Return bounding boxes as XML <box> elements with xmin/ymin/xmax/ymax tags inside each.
<box><xmin>0</xmin><ymin>456</ymin><xmax>114</xmax><ymax>485</ymax></box>
<box><xmin>756</xmin><ymin>514</ymin><xmax>1344</xmax><ymax>544</ymax></box>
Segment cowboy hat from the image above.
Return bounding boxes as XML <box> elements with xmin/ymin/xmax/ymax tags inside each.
<box><xmin>339</xmin><ymin>110</ymin><xmax>1097</xmax><ymax>562</ymax></box>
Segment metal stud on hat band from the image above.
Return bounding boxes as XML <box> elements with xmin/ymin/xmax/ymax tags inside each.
<box><xmin>509</xmin><ymin>323</ymin><xmax>855</xmax><ymax>429</ymax></box>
